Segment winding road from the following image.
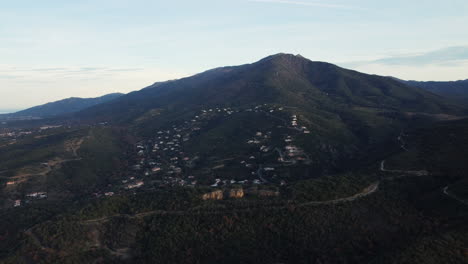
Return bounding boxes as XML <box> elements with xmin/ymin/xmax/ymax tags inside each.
<box><xmin>81</xmin><ymin>181</ymin><xmax>380</xmax><ymax>225</ymax></box>
<box><xmin>297</xmin><ymin>182</ymin><xmax>380</xmax><ymax>207</ymax></box>
<box><xmin>379</xmin><ymin>160</ymin><xmax>428</xmax><ymax>176</ymax></box>
<box><xmin>443</xmin><ymin>186</ymin><xmax>468</xmax><ymax>206</ymax></box>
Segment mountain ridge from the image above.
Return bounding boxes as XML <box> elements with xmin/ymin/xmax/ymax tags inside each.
<box><xmin>401</xmin><ymin>79</ymin><xmax>468</xmax><ymax>104</ymax></box>
<box><xmin>74</xmin><ymin>53</ymin><xmax>466</xmax><ymax>125</ymax></box>
<box><xmin>0</xmin><ymin>93</ymin><xmax>123</xmax><ymax>120</ymax></box>
<box><xmin>61</xmin><ymin>53</ymin><xmax>467</xmax><ymax>176</ymax></box>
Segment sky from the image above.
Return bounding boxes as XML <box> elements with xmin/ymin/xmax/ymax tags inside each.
<box><xmin>1</xmin><ymin>0</ymin><xmax>468</xmax><ymax>110</ymax></box>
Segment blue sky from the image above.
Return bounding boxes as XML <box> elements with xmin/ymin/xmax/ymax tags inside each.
<box><xmin>1</xmin><ymin>0</ymin><xmax>468</xmax><ymax>109</ymax></box>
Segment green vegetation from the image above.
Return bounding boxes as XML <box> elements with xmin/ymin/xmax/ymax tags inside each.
<box><xmin>386</xmin><ymin>118</ymin><xmax>468</xmax><ymax>200</ymax></box>
<box><xmin>46</xmin><ymin>127</ymin><xmax>130</xmax><ymax>197</ymax></box>
<box><xmin>1</xmin><ymin>175</ymin><xmax>466</xmax><ymax>264</ymax></box>
<box><xmin>288</xmin><ymin>172</ymin><xmax>377</xmax><ymax>202</ymax></box>
<box><xmin>0</xmin><ymin>128</ymin><xmax>81</xmax><ymax>175</ymax></box>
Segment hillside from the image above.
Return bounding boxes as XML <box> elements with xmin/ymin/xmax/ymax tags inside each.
<box><xmin>2</xmin><ymin>118</ymin><xmax>468</xmax><ymax>263</ymax></box>
<box><xmin>403</xmin><ymin>79</ymin><xmax>468</xmax><ymax>104</ymax></box>
<box><xmin>0</xmin><ymin>93</ymin><xmax>123</xmax><ymax>120</ymax></box>
<box><xmin>73</xmin><ymin>54</ymin><xmax>466</xmax><ymax>175</ymax></box>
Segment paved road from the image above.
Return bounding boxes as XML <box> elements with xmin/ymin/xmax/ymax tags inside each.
<box><xmin>380</xmin><ymin>160</ymin><xmax>428</xmax><ymax>176</ymax></box>
<box><xmin>297</xmin><ymin>182</ymin><xmax>380</xmax><ymax>207</ymax></box>
<box><xmin>82</xmin><ymin>181</ymin><xmax>381</xmax><ymax>224</ymax></box>
<box><xmin>443</xmin><ymin>186</ymin><xmax>468</xmax><ymax>206</ymax></box>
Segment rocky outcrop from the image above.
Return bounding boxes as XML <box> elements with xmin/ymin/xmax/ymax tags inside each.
<box><xmin>202</xmin><ymin>188</ymin><xmax>278</xmax><ymax>200</ymax></box>
<box><xmin>228</xmin><ymin>188</ymin><xmax>244</xmax><ymax>199</ymax></box>
<box><xmin>202</xmin><ymin>190</ymin><xmax>224</xmax><ymax>200</ymax></box>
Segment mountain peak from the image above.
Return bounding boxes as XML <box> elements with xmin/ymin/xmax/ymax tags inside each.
<box><xmin>261</xmin><ymin>53</ymin><xmax>307</xmax><ymax>62</ymax></box>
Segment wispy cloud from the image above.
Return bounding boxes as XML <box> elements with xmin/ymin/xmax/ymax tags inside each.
<box><xmin>372</xmin><ymin>46</ymin><xmax>468</xmax><ymax>66</ymax></box>
<box><xmin>0</xmin><ymin>64</ymin><xmax>189</xmax><ymax>108</ymax></box>
<box><xmin>247</xmin><ymin>0</ymin><xmax>364</xmax><ymax>10</ymax></box>
<box><xmin>345</xmin><ymin>46</ymin><xmax>468</xmax><ymax>67</ymax></box>
<box><xmin>339</xmin><ymin>46</ymin><xmax>468</xmax><ymax>81</ymax></box>
<box><xmin>0</xmin><ymin>66</ymin><xmax>145</xmax><ymax>76</ymax></box>
<box><xmin>106</xmin><ymin>68</ymin><xmax>145</xmax><ymax>72</ymax></box>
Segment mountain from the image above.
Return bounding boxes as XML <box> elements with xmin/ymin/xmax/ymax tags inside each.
<box><xmin>401</xmin><ymin>79</ymin><xmax>468</xmax><ymax>104</ymax></box>
<box><xmin>0</xmin><ymin>93</ymin><xmax>123</xmax><ymax>120</ymax></box>
<box><xmin>79</xmin><ymin>54</ymin><xmax>464</xmax><ymax>123</ymax></box>
<box><xmin>72</xmin><ymin>53</ymin><xmax>465</xmax><ymax>175</ymax></box>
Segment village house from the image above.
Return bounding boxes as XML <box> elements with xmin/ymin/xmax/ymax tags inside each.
<box><xmin>127</xmin><ymin>181</ymin><xmax>144</xmax><ymax>189</ymax></box>
<box><xmin>26</xmin><ymin>192</ymin><xmax>47</xmax><ymax>199</ymax></box>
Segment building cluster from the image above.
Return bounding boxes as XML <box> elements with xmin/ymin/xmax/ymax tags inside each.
<box><xmin>120</xmin><ymin>104</ymin><xmax>314</xmax><ymax>192</ymax></box>
<box><xmin>0</xmin><ymin>130</ymin><xmax>33</xmax><ymax>138</ymax></box>
<box><xmin>129</xmin><ymin>107</ymin><xmax>248</xmax><ymax>189</ymax></box>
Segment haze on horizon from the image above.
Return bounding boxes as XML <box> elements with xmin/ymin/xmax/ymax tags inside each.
<box><xmin>1</xmin><ymin>0</ymin><xmax>468</xmax><ymax>110</ymax></box>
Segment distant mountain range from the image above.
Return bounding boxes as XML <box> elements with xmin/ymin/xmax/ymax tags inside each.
<box><xmin>402</xmin><ymin>79</ymin><xmax>468</xmax><ymax>103</ymax></box>
<box><xmin>0</xmin><ymin>93</ymin><xmax>123</xmax><ymax>120</ymax></box>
